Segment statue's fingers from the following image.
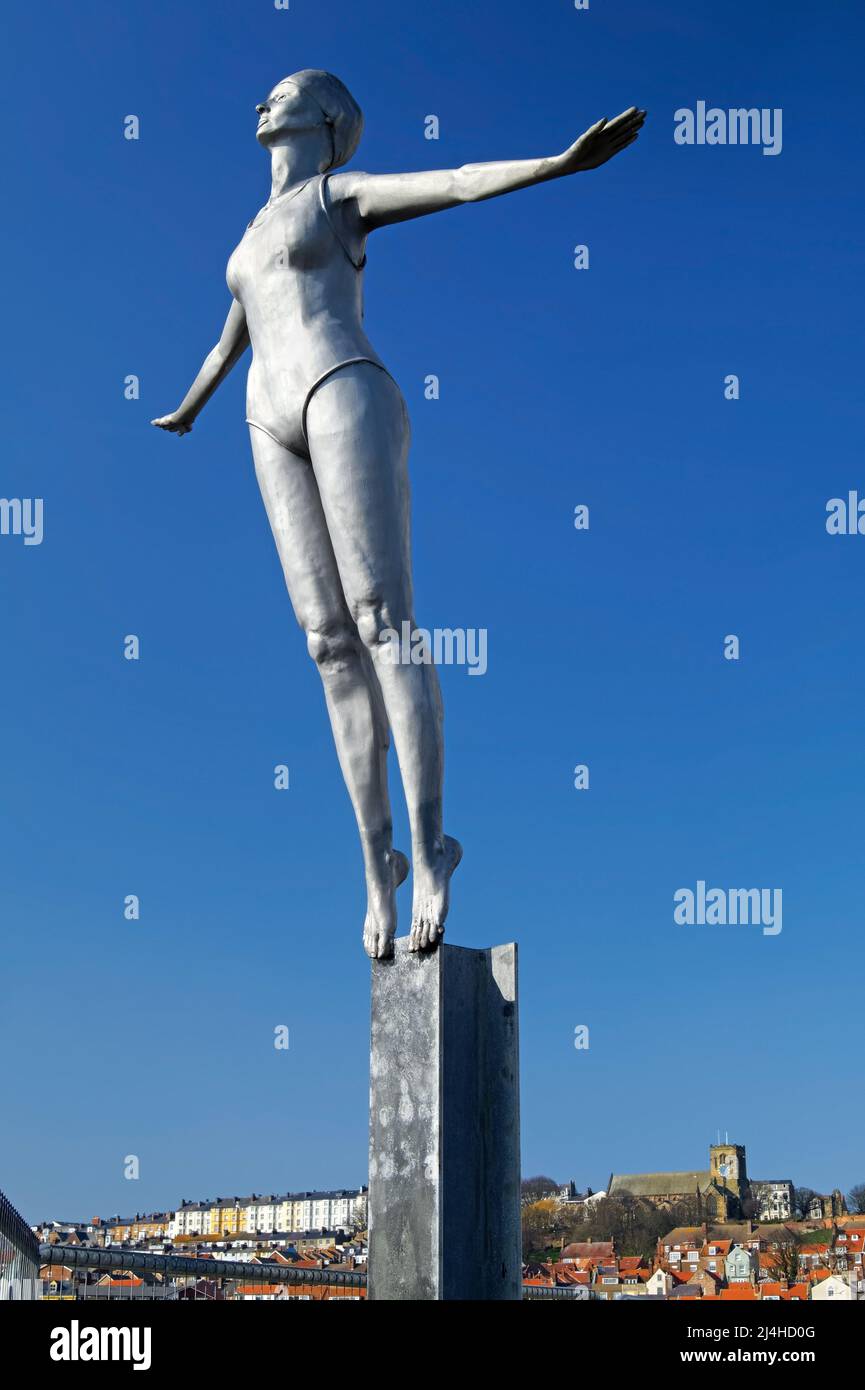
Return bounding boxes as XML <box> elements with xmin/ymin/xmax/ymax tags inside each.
<box><xmin>606</xmin><ymin>106</ymin><xmax>639</xmax><ymax>130</ymax></box>
<box><xmin>612</xmin><ymin>120</ymin><xmax>641</xmax><ymax>140</ymax></box>
<box><xmin>603</xmin><ymin>123</ymin><xmax>642</xmax><ymax>154</ymax></box>
<box><xmin>605</xmin><ymin>110</ymin><xmax>643</xmax><ymax>137</ymax></box>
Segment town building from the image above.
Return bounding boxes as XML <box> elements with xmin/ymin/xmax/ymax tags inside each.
<box><xmin>811</xmin><ymin>1273</ymin><xmax>853</xmax><ymax>1301</ymax></box>
<box><xmin>103</xmin><ymin>1213</ymin><xmax>171</xmax><ymax>1245</ymax></box>
<box><xmin>724</xmin><ymin>1243</ymin><xmax>758</xmax><ymax>1284</ymax></box>
<box><xmin>749</xmin><ymin>1180</ymin><xmax>794</xmax><ymax>1222</ymax></box>
<box><xmin>809</xmin><ymin>1190</ymin><xmax>847</xmax><ymax>1220</ymax></box>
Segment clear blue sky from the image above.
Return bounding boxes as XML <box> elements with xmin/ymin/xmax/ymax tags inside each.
<box><xmin>2</xmin><ymin>0</ymin><xmax>862</xmax><ymax>1222</ymax></box>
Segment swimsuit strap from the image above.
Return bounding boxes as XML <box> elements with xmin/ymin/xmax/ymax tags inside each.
<box><xmin>319</xmin><ymin>173</ymin><xmax>367</xmax><ymax>271</ymax></box>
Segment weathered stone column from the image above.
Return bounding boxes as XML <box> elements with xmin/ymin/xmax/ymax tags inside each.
<box><xmin>368</xmin><ymin>940</ymin><xmax>520</xmax><ymax>1300</ymax></box>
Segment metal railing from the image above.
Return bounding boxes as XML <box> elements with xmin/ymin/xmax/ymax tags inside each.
<box><xmin>40</xmin><ymin>1244</ymin><xmax>579</xmax><ymax>1299</ymax></box>
<box><xmin>40</xmin><ymin>1243</ymin><xmax>367</xmax><ymax>1291</ymax></box>
<box><xmin>0</xmin><ymin>1187</ymin><xmax>41</xmax><ymax>1299</ymax></box>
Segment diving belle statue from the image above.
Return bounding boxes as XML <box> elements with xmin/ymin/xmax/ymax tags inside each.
<box><xmin>153</xmin><ymin>70</ymin><xmax>645</xmax><ymax>958</ymax></box>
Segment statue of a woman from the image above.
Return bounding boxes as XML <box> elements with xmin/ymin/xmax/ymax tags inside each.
<box><xmin>153</xmin><ymin>71</ymin><xmax>645</xmax><ymax>958</ymax></box>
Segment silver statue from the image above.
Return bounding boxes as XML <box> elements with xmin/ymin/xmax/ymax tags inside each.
<box><xmin>153</xmin><ymin>71</ymin><xmax>645</xmax><ymax>957</ymax></box>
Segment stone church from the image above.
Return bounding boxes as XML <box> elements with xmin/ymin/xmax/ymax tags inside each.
<box><xmin>608</xmin><ymin>1142</ymin><xmax>749</xmax><ymax>1221</ymax></box>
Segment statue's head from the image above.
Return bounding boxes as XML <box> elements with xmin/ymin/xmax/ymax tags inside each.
<box><xmin>255</xmin><ymin>70</ymin><xmax>363</xmax><ymax>171</ymax></box>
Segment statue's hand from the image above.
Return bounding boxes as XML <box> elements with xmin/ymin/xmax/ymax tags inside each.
<box><xmin>151</xmin><ymin>411</ymin><xmax>194</xmax><ymax>436</ymax></box>
<box><xmin>558</xmin><ymin>107</ymin><xmax>646</xmax><ymax>174</ymax></box>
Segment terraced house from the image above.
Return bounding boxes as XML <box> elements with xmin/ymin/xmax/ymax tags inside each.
<box><xmin>104</xmin><ymin>1212</ymin><xmax>171</xmax><ymax>1244</ymax></box>
<box><xmin>170</xmin><ymin>1188</ymin><xmax>367</xmax><ymax>1237</ymax></box>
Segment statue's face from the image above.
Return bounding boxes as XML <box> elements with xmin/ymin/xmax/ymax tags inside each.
<box><xmin>255</xmin><ymin>80</ymin><xmax>322</xmax><ymax>147</ymax></box>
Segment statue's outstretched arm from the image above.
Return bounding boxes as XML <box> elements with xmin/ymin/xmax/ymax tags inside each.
<box><xmin>152</xmin><ymin>298</ymin><xmax>250</xmax><ymax>435</ymax></box>
<box><xmin>336</xmin><ymin>107</ymin><xmax>645</xmax><ymax>232</ymax></box>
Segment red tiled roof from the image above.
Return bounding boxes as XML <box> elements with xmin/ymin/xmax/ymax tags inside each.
<box><xmin>720</xmin><ymin>1286</ymin><xmax>758</xmax><ymax>1301</ymax></box>
<box><xmin>702</xmin><ymin>1239</ymin><xmax>731</xmax><ymax>1255</ymax></box>
<box><xmin>562</xmin><ymin>1241</ymin><xmax>614</xmax><ymax>1260</ymax></box>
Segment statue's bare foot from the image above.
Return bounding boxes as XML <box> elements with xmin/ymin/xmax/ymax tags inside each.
<box><xmin>363</xmin><ymin>848</ymin><xmax>409</xmax><ymax>960</ymax></box>
<box><xmin>409</xmin><ymin>835</ymin><xmax>463</xmax><ymax>951</ymax></box>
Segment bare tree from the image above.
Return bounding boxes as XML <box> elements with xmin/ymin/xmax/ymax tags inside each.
<box><xmin>847</xmin><ymin>1183</ymin><xmax>865</xmax><ymax>1216</ymax></box>
<box><xmin>793</xmin><ymin>1187</ymin><xmax>819</xmax><ymax>1220</ymax></box>
<box><xmin>766</xmin><ymin>1230</ymin><xmax>804</xmax><ymax>1285</ymax></box>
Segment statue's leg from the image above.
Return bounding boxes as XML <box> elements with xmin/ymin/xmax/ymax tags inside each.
<box><xmin>304</xmin><ymin>363</ymin><xmax>462</xmax><ymax>951</ymax></box>
<box><xmin>250</xmin><ymin>425</ymin><xmax>409</xmax><ymax>958</ymax></box>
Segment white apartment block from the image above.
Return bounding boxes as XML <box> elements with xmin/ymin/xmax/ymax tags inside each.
<box><xmin>170</xmin><ymin>1202</ymin><xmax>211</xmax><ymax>1238</ymax></box>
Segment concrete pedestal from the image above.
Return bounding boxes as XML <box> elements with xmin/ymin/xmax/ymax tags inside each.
<box><xmin>368</xmin><ymin>939</ymin><xmax>520</xmax><ymax>1300</ymax></box>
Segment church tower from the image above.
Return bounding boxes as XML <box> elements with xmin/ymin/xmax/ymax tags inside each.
<box><xmin>709</xmin><ymin>1141</ymin><xmax>748</xmax><ymax>1199</ymax></box>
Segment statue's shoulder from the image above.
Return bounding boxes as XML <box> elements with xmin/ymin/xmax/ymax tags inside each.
<box><xmin>326</xmin><ymin>169</ymin><xmax>370</xmax><ymax>204</ymax></box>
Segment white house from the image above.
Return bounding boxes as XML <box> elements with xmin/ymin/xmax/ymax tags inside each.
<box><xmin>811</xmin><ymin>1274</ymin><xmax>852</xmax><ymax>1302</ymax></box>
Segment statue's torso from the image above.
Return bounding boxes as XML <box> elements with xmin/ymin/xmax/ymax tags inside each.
<box><xmin>227</xmin><ymin>175</ymin><xmax>385</xmax><ymax>453</ymax></box>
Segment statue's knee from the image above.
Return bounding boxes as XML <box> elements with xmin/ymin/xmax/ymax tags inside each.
<box><xmin>306</xmin><ymin>624</ymin><xmax>357</xmax><ymax>672</ymax></box>
<box><xmin>354</xmin><ymin>599</ymin><xmax>402</xmax><ymax>652</ymax></box>
<box><xmin>354</xmin><ymin>601</ymin><xmax>383</xmax><ymax>650</ymax></box>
